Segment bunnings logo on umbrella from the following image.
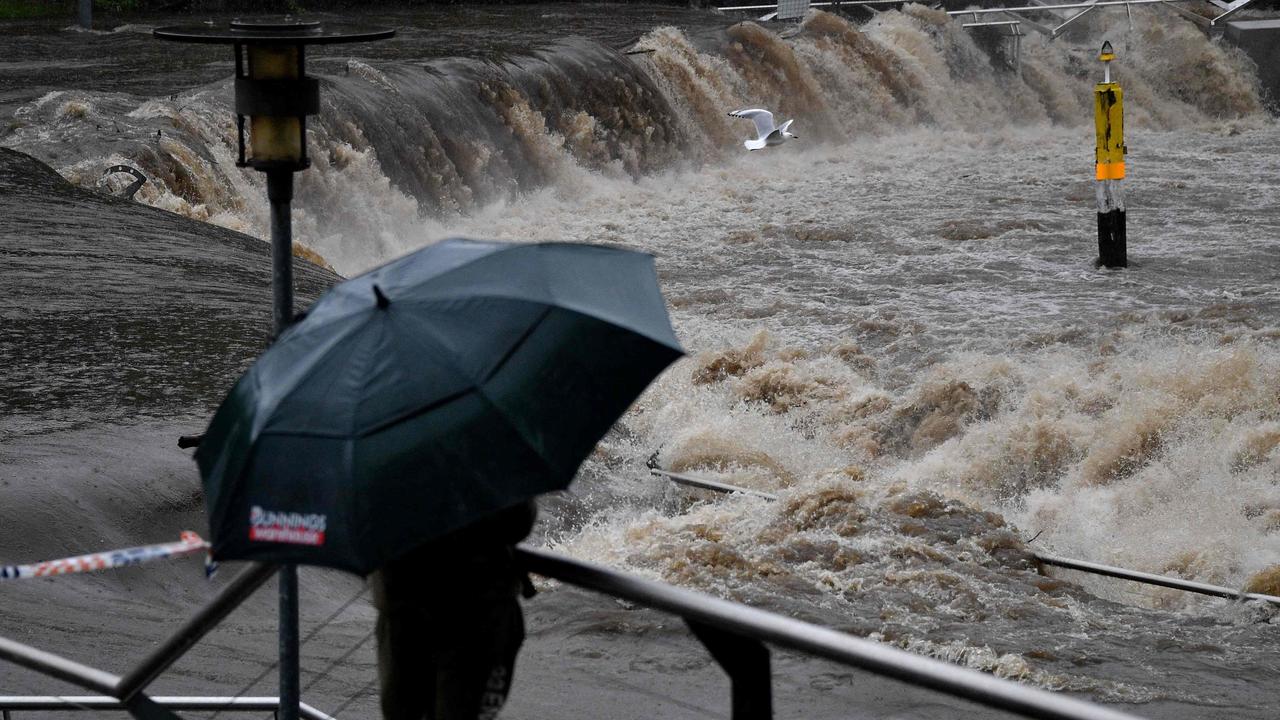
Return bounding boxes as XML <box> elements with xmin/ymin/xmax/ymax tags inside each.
<box><xmin>249</xmin><ymin>506</ymin><xmax>327</xmax><ymax>546</ymax></box>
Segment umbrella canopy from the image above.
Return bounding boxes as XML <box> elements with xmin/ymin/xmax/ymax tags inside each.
<box><xmin>195</xmin><ymin>238</ymin><xmax>683</xmax><ymax>575</ymax></box>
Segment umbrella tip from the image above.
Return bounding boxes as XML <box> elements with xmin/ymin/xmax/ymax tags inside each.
<box><xmin>373</xmin><ymin>284</ymin><xmax>390</xmax><ymax>309</ymax></box>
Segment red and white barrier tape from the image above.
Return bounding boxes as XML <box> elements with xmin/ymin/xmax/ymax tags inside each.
<box><xmin>0</xmin><ymin>531</ymin><xmax>211</xmax><ymax>580</ymax></box>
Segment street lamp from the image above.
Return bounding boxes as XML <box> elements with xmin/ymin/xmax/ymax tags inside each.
<box><xmin>153</xmin><ymin>17</ymin><xmax>393</xmax><ymax>720</ymax></box>
<box><xmin>155</xmin><ymin>17</ymin><xmax>393</xmax><ymax>332</ymax></box>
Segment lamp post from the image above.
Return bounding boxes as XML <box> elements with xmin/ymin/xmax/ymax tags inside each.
<box><xmin>153</xmin><ymin>17</ymin><xmax>393</xmax><ymax>720</ymax></box>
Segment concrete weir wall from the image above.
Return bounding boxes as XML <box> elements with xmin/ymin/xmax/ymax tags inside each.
<box><xmin>1224</xmin><ymin>19</ymin><xmax>1280</xmax><ymax>112</ymax></box>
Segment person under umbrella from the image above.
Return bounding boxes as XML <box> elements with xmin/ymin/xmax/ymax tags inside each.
<box><xmin>194</xmin><ymin>238</ymin><xmax>684</xmax><ymax>719</ymax></box>
<box><xmin>371</xmin><ymin>500</ymin><xmax>536</xmax><ymax>720</ymax></box>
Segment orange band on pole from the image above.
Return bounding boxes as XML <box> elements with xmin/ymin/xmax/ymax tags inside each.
<box><xmin>1096</xmin><ymin>162</ymin><xmax>1125</xmax><ymax>180</ymax></box>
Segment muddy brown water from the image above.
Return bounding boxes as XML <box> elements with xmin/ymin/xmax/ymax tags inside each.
<box><xmin>2</xmin><ymin>3</ymin><xmax>1279</xmax><ymax>718</ymax></box>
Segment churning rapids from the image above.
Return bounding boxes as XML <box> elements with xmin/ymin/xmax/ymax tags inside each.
<box><xmin>2</xmin><ymin>3</ymin><xmax>1279</xmax><ymax>718</ymax></box>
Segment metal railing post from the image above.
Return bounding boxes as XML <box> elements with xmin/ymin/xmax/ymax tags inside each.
<box><xmin>278</xmin><ymin>566</ymin><xmax>300</xmax><ymax>720</ymax></box>
<box><xmin>687</xmin><ymin>621</ymin><xmax>772</xmax><ymax>720</ymax></box>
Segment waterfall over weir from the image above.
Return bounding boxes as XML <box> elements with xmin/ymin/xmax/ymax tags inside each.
<box><xmin>0</xmin><ymin>7</ymin><xmax>1264</xmax><ymax>273</ymax></box>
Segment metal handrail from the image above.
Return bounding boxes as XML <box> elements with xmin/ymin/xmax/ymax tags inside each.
<box><xmin>652</xmin><ymin>469</ymin><xmax>1280</xmax><ymax>606</ymax></box>
<box><xmin>720</xmin><ymin>0</ymin><xmax>906</xmax><ymax>10</ymax></box>
<box><xmin>10</xmin><ymin>466</ymin><xmax>1265</xmax><ymax>719</ymax></box>
<box><xmin>652</xmin><ymin>468</ymin><xmax>782</xmax><ymax>500</ymax></box>
<box><xmin>719</xmin><ymin>0</ymin><xmax>1195</xmax><ymax>10</ymax></box>
<box><xmin>1035</xmin><ymin>553</ymin><xmax>1280</xmax><ymax>606</ymax></box>
<box><xmin>945</xmin><ymin>0</ymin><xmax>1196</xmax><ymax>14</ymax></box>
<box><xmin>3</xmin><ymin>543</ymin><xmax>1143</xmax><ymax>720</ymax></box>
<box><xmin>0</xmin><ymin>563</ymin><xmax>295</xmax><ymax>720</ymax></box>
<box><xmin>0</xmin><ymin>697</ymin><xmax>333</xmax><ymax>719</ymax></box>
<box><xmin>517</xmin><ymin>546</ymin><xmax>1144</xmax><ymax>720</ymax></box>
<box><xmin>0</xmin><ymin>638</ymin><xmax>120</xmax><ymax>696</ymax></box>
<box><xmin>1205</xmin><ymin>0</ymin><xmax>1257</xmax><ymax>24</ymax></box>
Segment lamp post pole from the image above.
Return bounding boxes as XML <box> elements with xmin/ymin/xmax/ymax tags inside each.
<box><xmin>269</xmin><ymin>172</ymin><xmax>294</xmax><ymax>334</ymax></box>
<box><xmin>278</xmin><ymin>562</ymin><xmax>300</xmax><ymax>720</ymax></box>
<box><xmin>267</xmin><ymin>168</ymin><xmax>296</xmax><ymax>720</ymax></box>
<box><xmin>153</xmin><ymin>19</ymin><xmax>394</xmax><ymax>720</ymax></box>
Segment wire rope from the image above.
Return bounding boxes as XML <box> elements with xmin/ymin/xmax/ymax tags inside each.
<box><xmin>207</xmin><ymin>580</ymin><xmax>369</xmax><ymax>720</ymax></box>
<box><xmin>300</xmin><ymin>629</ymin><xmax>376</xmax><ymax>694</ymax></box>
<box><xmin>326</xmin><ymin>675</ymin><xmax>379</xmax><ymax>718</ymax></box>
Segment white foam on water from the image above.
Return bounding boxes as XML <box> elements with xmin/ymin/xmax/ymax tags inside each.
<box><xmin>4</xmin><ymin>7</ymin><xmax>1278</xmax><ymax>707</ymax></box>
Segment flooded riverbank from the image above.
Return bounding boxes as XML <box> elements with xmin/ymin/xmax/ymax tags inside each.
<box><xmin>2</xmin><ymin>3</ymin><xmax>1278</xmax><ymax>717</ymax></box>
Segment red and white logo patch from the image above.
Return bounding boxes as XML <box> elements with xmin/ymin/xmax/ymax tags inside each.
<box><xmin>249</xmin><ymin>505</ymin><xmax>327</xmax><ymax>546</ymax></box>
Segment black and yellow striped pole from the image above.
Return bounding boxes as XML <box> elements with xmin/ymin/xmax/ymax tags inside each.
<box><xmin>1094</xmin><ymin>40</ymin><xmax>1127</xmax><ymax>268</ymax></box>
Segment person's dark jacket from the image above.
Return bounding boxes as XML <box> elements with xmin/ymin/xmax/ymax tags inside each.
<box><xmin>370</xmin><ymin>499</ymin><xmax>536</xmax><ymax>612</ymax></box>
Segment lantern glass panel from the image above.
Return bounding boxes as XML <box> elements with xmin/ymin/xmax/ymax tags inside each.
<box><xmin>247</xmin><ymin>44</ymin><xmax>303</xmax><ymax>165</ymax></box>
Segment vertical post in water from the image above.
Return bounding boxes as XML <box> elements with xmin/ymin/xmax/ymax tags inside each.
<box><xmin>78</xmin><ymin>0</ymin><xmax>91</xmax><ymax>29</ymax></box>
<box><xmin>1094</xmin><ymin>41</ymin><xmax>1127</xmax><ymax>268</ymax></box>
<box><xmin>267</xmin><ymin>168</ymin><xmax>299</xmax><ymax>720</ymax></box>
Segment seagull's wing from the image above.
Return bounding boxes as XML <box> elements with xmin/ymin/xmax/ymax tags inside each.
<box><xmin>728</xmin><ymin>108</ymin><xmax>776</xmax><ymax>139</ymax></box>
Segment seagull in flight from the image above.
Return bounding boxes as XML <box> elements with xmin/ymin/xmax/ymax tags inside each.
<box><xmin>728</xmin><ymin>108</ymin><xmax>798</xmax><ymax>151</ymax></box>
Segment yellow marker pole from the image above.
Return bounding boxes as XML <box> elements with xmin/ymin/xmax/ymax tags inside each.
<box><xmin>1094</xmin><ymin>40</ymin><xmax>1127</xmax><ymax>268</ymax></box>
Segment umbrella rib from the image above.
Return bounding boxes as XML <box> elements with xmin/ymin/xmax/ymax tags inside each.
<box><xmin>251</xmin><ymin>315</ymin><xmax>375</xmax><ymax>436</ymax></box>
<box><xmin>354</xmin><ymin>385</ymin><xmax>477</xmax><ymax>439</ymax></box>
<box><xmin>351</xmin><ymin>304</ymin><xmax>552</xmax><ymax>440</ymax></box>
<box><xmin>463</xmin><ymin>299</ymin><xmax>560</xmax><ymax>477</ymax></box>
<box><xmin>470</xmin><ymin>383</ymin><xmax>560</xmax><ymax>480</ymax></box>
<box><xmin>480</xmin><ymin>303</ymin><xmax>554</xmax><ymax>384</ymax></box>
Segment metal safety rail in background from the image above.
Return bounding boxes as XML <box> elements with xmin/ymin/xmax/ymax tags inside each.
<box><xmin>653</xmin><ymin>468</ymin><xmax>1280</xmax><ymax>608</ymax></box>
<box><xmin>715</xmin><ymin>0</ymin><xmax>1212</xmax><ymax>71</ymax></box>
<box><xmin>958</xmin><ymin>18</ymin><xmax>1025</xmax><ymax>72</ymax></box>
<box><xmin>1035</xmin><ymin>553</ymin><xmax>1280</xmax><ymax>606</ymax></box>
<box><xmin>718</xmin><ymin>0</ymin><xmax>1253</xmax><ymax>35</ymax></box>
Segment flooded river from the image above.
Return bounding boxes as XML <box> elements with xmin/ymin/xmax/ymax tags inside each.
<box><xmin>2</xmin><ymin>3</ymin><xmax>1278</xmax><ymax>717</ymax></box>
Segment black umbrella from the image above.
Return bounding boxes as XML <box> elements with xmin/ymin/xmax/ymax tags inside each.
<box><xmin>195</xmin><ymin>238</ymin><xmax>683</xmax><ymax>574</ymax></box>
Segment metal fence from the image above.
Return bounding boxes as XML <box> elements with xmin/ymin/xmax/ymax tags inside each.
<box><xmin>777</xmin><ymin>0</ymin><xmax>812</xmax><ymax>20</ymax></box>
<box><xmin>517</xmin><ymin>547</ymin><xmax>1145</xmax><ymax>720</ymax></box>
<box><xmin>0</xmin><ymin>697</ymin><xmax>333</xmax><ymax>720</ymax></box>
<box><xmin>2</xmin><ymin>542</ymin><xmax>1152</xmax><ymax>719</ymax></box>
<box><xmin>718</xmin><ymin>0</ymin><xmax>1256</xmax><ymax>33</ymax></box>
<box><xmin>654</xmin><ymin>468</ymin><xmax>1280</xmax><ymax>607</ymax></box>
